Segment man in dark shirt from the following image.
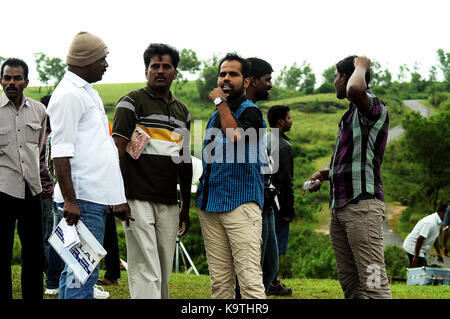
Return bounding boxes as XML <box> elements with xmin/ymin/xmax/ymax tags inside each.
<box><xmin>267</xmin><ymin>105</ymin><xmax>294</xmax><ymax>296</ymax></box>
<box><xmin>113</xmin><ymin>43</ymin><xmax>192</xmax><ymax>299</ymax></box>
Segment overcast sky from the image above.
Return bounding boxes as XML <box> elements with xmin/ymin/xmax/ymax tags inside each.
<box><xmin>2</xmin><ymin>0</ymin><xmax>449</xmax><ymax>86</ymax></box>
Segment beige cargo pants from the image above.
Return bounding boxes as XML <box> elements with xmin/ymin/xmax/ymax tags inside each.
<box><xmin>198</xmin><ymin>202</ymin><xmax>266</xmax><ymax>299</ymax></box>
<box><xmin>124</xmin><ymin>199</ymin><xmax>179</xmax><ymax>299</ymax></box>
<box><xmin>330</xmin><ymin>198</ymin><xmax>392</xmax><ymax>299</ymax></box>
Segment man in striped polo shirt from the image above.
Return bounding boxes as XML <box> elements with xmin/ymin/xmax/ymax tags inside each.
<box><xmin>112</xmin><ymin>43</ymin><xmax>192</xmax><ymax>299</ymax></box>
<box><xmin>196</xmin><ymin>53</ymin><xmax>267</xmax><ymax>299</ymax></box>
<box><xmin>304</xmin><ymin>56</ymin><xmax>392</xmax><ymax>299</ymax></box>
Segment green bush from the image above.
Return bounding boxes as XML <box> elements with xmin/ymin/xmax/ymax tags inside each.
<box><xmin>384</xmin><ymin>245</ymin><xmax>409</xmax><ymax>280</ymax></box>
<box><xmin>279</xmin><ymin>227</ymin><xmax>337</xmax><ymax>280</ymax></box>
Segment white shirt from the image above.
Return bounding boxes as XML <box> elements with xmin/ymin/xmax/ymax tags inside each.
<box><xmin>402</xmin><ymin>212</ymin><xmax>442</xmax><ymax>257</ymax></box>
<box><xmin>46</xmin><ymin>71</ymin><xmax>126</xmax><ymax>205</ymax></box>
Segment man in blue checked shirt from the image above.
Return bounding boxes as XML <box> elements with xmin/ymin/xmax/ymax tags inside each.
<box><xmin>196</xmin><ymin>53</ymin><xmax>267</xmax><ymax>299</ymax></box>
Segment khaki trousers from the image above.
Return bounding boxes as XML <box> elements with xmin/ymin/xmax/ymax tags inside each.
<box><xmin>198</xmin><ymin>202</ymin><xmax>266</xmax><ymax>299</ymax></box>
<box><xmin>124</xmin><ymin>199</ymin><xmax>179</xmax><ymax>299</ymax></box>
<box><xmin>330</xmin><ymin>199</ymin><xmax>392</xmax><ymax>299</ymax></box>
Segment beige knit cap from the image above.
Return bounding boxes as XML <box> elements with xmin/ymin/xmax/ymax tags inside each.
<box><xmin>66</xmin><ymin>31</ymin><xmax>108</xmax><ymax>67</ymax></box>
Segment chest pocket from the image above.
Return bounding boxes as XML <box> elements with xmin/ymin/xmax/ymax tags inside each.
<box><xmin>26</xmin><ymin>122</ymin><xmax>42</xmax><ymax>144</ymax></box>
<box><xmin>0</xmin><ymin>126</ymin><xmax>12</xmax><ymax>147</ymax></box>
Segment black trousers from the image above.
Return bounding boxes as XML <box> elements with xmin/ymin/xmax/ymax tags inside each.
<box><xmin>103</xmin><ymin>210</ymin><xmax>120</xmax><ymax>281</ymax></box>
<box><xmin>0</xmin><ymin>185</ymin><xmax>44</xmax><ymax>299</ymax></box>
<box><xmin>407</xmin><ymin>253</ymin><xmax>427</xmax><ymax>267</ymax></box>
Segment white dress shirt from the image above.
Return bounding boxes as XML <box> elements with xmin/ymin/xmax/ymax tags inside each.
<box><xmin>46</xmin><ymin>71</ymin><xmax>126</xmax><ymax>205</ymax></box>
<box><xmin>402</xmin><ymin>212</ymin><xmax>442</xmax><ymax>257</ymax></box>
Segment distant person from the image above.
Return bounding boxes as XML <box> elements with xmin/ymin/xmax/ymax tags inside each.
<box><xmin>0</xmin><ymin>58</ymin><xmax>47</xmax><ymax>299</ymax></box>
<box><xmin>403</xmin><ymin>204</ymin><xmax>447</xmax><ymax>267</ymax></box>
<box><xmin>196</xmin><ymin>53</ymin><xmax>266</xmax><ymax>299</ymax></box>
<box><xmin>112</xmin><ymin>43</ymin><xmax>192</xmax><ymax>299</ymax></box>
<box><xmin>247</xmin><ymin>57</ymin><xmax>279</xmax><ymax>294</ymax></box>
<box><xmin>40</xmin><ymin>95</ymin><xmax>54</xmax><ymax>274</ymax></box>
<box><xmin>39</xmin><ymin>95</ymin><xmax>65</xmax><ymax>296</ymax></box>
<box><xmin>47</xmin><ymin>31</ymin><xmax>129</xmax><ymax>299</ymax></box>
<box><xmin>303</xmin><ymin>56</ymin><xmax>392</xmax><ymax>299</ymax></box>
<box><xmin>97</xmin><ymin>206</ymin><xmax>121</xmax><ymax>286</ymax></box>
<box><xmin>443</xmin><ymin>205</ymin><xmax>450</xmax><ymax>257</ymax></box>
<box><xmin>266</xmin><ymin>105</ymin><xmax>294</xmax><ymax>296</ymax></box>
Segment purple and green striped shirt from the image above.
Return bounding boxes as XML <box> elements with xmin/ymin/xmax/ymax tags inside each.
<box><xmin>329</xmin><ymin>90</ymin><xmax>389</xmax><ymax>209</ymax></box>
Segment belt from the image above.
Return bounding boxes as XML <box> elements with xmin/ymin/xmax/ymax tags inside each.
<box><xmin>349</xmin><ymin>193</ymin><xmax>376</xmax><ymax>204</ymax></box>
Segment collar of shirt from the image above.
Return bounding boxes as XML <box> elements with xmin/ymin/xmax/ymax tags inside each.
<box><xmin>144</xmin><ymin>85</ymin><xmax>175</xmax><ymax>104</ymax></box>
<box><xmin>228</xmin><ymin>96</ymin><xmax>247</xmax><ymax>112</ymax></box>
<box><xmin>0</xmin><ymin>92</ymin><xmax>31</xmax><ymax>109</ymax></box>
<box><xmin>64</xmin><ymin>70</ymin><xmax>91</xmax><ymax>89</ymax></box>
<box><xmin>433</xmin><ymin>212</ymin><xmax>443</xmax><ymax>225</ymax></box>
<box><xmin>281</xmin><ymin>132</ymin><xmax>290</xmax><ymax>141</ymax></box>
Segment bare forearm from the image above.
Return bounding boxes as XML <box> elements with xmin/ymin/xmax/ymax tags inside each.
<box><xmin>53</xmin><ymin>157</ymin><xmax>76</xmax><ymax>203</ymax></box>
<box><xmin>179</xmin><ymin>162</ymin><xmax>193</xmax><ymax>208</ymax></box>
<box><xmin>434</xmin><ymin>238</ymin><xmax>442</xmax><ymax>256</ymax></box>
<box><xmin>217</xmin><ymin>103</ymin><xmax>241</xmax><ymax>141</ymax></box>
<box><xmin>312</xmin><ymin>169</ymin><xmax>330</xmax><ymax>181</ymax></box>
<box><xmin>113</xmin><ymin>136</ymin><xmax>128</xmax><ymax>177</ymax></box>
<box><xmin>347</xmin><ymin>66</ymin><xmax>368</xmax><ymax>97</ymax></box>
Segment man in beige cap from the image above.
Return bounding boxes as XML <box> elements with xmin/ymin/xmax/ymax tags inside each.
<box><xmin>46</xmin><ymin>31</ymin><xmax>131</xmax><ymax>299</ymax></box>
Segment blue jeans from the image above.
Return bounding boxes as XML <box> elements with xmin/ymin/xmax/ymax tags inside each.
<box><xmin>261</xmin><ymin>207</ymin><xmax>279</xmax><ymax>293</ymax></box>
<box><xmin>45</xmin><ymin>201</ymin><xmax>65</xmax><ymax>289</ymax></box>
<box><xmin>274</xmin><ymin>212</ymin><xmax>290</xmax><ymax>255</ymax></box>
<box><xmin>58</xmin><ymin>200</ymin><xmax>107</xmax><ymax>299</ymax></box>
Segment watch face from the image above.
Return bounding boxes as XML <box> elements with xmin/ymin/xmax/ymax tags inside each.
<box><xmin>214</xmin><ymin>97</ymin><xmax>223</xmax><ymax>106</ymax></box>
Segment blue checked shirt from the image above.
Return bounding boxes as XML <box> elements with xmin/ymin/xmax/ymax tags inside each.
<box><xmin>196</xmin><ymin>98</ymin><xmax>267</xmax><ymax>213</ymax></box>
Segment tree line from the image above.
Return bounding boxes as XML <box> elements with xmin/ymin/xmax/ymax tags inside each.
<box><xmin>1</xmin><ymin>48</ymin><xmax>448</xmax><ymax>99</ymax></box>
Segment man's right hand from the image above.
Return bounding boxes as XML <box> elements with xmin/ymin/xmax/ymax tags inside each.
<box><xmin>63</xmin><ymin>200</ymin><xmax>81</xmax><ymax>226</ymax></box>
<box><xmin>302</xmin><ymin>171</ymin><xmax>323</xmax><ymax>195</ymax></box>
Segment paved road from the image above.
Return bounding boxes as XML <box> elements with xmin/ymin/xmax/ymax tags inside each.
<box><xmin>402</xmin><ymin>99</ymin><xmax>434</xmax><ymax>118</ymax></box>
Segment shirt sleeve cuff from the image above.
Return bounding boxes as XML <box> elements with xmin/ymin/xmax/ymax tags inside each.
<box><xmin>51</xmin><ymin>143</ymin><xmax>75</xmax><ymax>158</ymax></box>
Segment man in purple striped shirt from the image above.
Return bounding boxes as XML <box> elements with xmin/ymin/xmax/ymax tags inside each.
<box><xmin>303</xmin><ymin>56</ymin><xmax>392</xmax><ymax>299</ymax></box>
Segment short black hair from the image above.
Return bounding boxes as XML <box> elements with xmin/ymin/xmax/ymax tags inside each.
<box><xmin>40</xmin><ymin>95</ymin><xmax>52</xmax><ymax>108</ymax></box>
<box><xmin>438</xmin><ymin>204</ymin><xmax>448</xmax><ymax>213</ymax></box>
<box><xmin>267</xmin><ymin>105</ymin><xmax>290</xmax><ymax>128</ymax></box>
<box><xmin>1</xmin><ymin>58</ymin><xmax>29</xmax><ymax>80</ymax></box>
<box><xmin>247</xmin><ymin>57</ymin><xmax>273</xmax><ymax>79</ymax></box>
<box><xmin>143</xmin><ymin>43</ymin><xmax>180</xmax><ymax>70</ymax></box>
<box><xmin>336</xmin><ymin>55</ymin><xmax>370</xmax><ymax>87</ymax></box>
<box><xmin>218</xmin><ymin>52</ymin><xmax>251</xmax><ymax>79</ymax></box>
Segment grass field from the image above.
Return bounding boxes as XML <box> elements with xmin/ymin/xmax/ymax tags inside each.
<box><xmin>10</xmin><ymin>266</ymin><xmax>450</xmax><ymax>299</ymax></box>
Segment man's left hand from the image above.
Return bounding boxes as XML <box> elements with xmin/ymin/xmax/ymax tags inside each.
<box><xmin>209</xmin><ymin>87</ymin><xmax>227</xmax><ymax>104</ymax></box>
<box><xmin>178</xmin><ymin>206</ymin><xmax>191</xmax><ymax>237</ymax></box>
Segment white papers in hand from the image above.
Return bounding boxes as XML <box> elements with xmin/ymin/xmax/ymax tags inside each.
<box><xmin>60</xmin><ymin>218</ymin><xmax>81</xmax><ymax>249</ymax></box>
